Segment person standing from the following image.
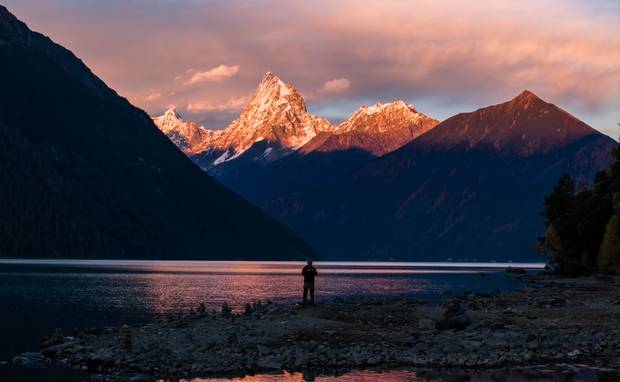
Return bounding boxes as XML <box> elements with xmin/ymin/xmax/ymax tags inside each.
<box><xmin>301</xmin><ymin>260</ymin><xmax>318</xmax><ymax>305</ymax></box>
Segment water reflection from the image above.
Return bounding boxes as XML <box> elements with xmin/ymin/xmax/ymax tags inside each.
<box><xmin>129</xmin><ymin>262</ymin><xmax>517</xmax><ymax>314</ymax></box>
<box><xmin>177</xmin><ymin>368</ymin><xmax>600</xmax><ymax>382</ymax></box>
<box><xmin>0</xmin><ymin>261</ymin><xmax>541</xmax><ymax>316</ymax></box>
<box><xmin>180</xmin><ymin>370</ymin><xmax>426</xmax><ymax>382</ymax></box>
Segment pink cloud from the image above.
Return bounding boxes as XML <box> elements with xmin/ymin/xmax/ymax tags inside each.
<box><xmin>186</xmin><ymin>64</ymin><xmax>240</xmax><ymax>85</ymax></box>
<box><xmin>6</xmin><ymin>0</ymin><xmax>619</xmax><ymax>133</ymax></box>
<box><xmin>318</xmin><ymin>78</ymin><xmax>351</xmax><ymax>94</ymax></box>
<box><xmin>144</xmin><ymin>92</ymin><xmax>162</xmax><ymax>102</ymax></box>
<box><xmin>187</xmin><ymin>96</ymin><xmax>249</xmax><ymax>113</ymax></box>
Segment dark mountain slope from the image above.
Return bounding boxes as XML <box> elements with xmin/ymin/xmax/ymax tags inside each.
<box><xmin>272</xmin><ymin>91</ymin><xmax>615</xmax><ymax>261</ymax></box>
<box><xmin>0</xmin><ymin>6</ymin><xmax>313</xmax><ymax>259</ymax></box>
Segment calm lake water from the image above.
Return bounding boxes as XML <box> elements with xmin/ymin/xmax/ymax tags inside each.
<box><xmin>3</xmin><ymin>259</ymin><xmax>587</xmax><ymax>382</ymax></box>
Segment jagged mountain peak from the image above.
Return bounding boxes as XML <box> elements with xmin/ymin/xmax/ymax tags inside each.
<box><xmin>199</xmin><ymin>72</ymin><xmax>333</xmax><ymax>159</ymax></box>
<box><xmin>153</xmin><ymin>107</ymin><xmax>189</xmax><ymax>131</ymax></box>
<box><xmin>153</xmin><ymin>108</ymin><xmax>210</xmax><ymax>152</ymax></box>
<box><xmin>360</xmin><ymin>100</ymin><xmax>415</xmax><ymax>114</ymax></box>
<box><xmin>164</xmin><ymin>107</ymin><xmax>182</xmax><ymax>118</ymax></box>
<box><xmin>336</xmin><ymin>99</ymin><xmax>438</xmax><ymax>136</ymax></box>
<box><xmin>300</xmin><ymin>100</ymin><xmax>438</xmax><ymax>156</ymax></box>
<box><xmin>247</xmin><ymin>71</ymin><xmax>305</xmax><ymax>115</ymax></box>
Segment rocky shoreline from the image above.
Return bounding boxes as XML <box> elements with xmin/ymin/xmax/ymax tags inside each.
<box><xmin>13</xmin><ymin>275</ymin><xmax>620</xmax><ymax>381</ymax></box>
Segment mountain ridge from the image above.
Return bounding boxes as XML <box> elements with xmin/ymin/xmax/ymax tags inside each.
<box><xmin>272</xmin><ymin>90</ymin><xmax>616</xmax><ymax>260</ymax></box>
<box><xmin>153</xmin><ymin>73</ymin><xmax>439</xmax><ymax>164</ymax></box>
<box><xmin>408</xmin><ymin>90</ymin><xmax>597</xmax><ymax>157</ymax></box>
<box><xmin>303</xmin><ymin>100</ymin><xmax>438</xmax><ymax>156</ymax></box>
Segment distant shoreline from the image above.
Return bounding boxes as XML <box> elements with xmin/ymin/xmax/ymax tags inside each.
<box><xmin>0</xmin><ymin>258</ymin><xmax>546</xmax><ymax>269</ymax></box>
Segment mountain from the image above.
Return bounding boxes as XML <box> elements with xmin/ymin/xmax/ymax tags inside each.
<box><xmin>412</xmin><ymin>90</ymin><xmax>597</xmax><ymax>156</ymax></box>
<box><xmin>152</xmin><ymin>108</ymin><xmax>211</xmax><ymax>154</ymax></box>
<box><xmin>177</xmin><ymin>72</ymin><xmax>334</xmax><ymax>170</ymax></box>
<box><xmin>153</xmin><ymin>75</ymin><xmax>438</xmax><ymax>204</ymax></box>
<box><xmin>154</xmin><ymin>73</ymin><xmax>439</xmax><ymax>172</ymax></box>
<box><xmin>302</xmin><ymin>101</ymin><xmax>438</xmax><ymax>156</ymax></box>
<box><xmin>268</xmin><ymin>91</ymin><xmax>616</xmax><ymax>261</ymax></box>
<box><xmin>0</xmin><ymin>5</ymin><xmax>314</xmax><ymax>259</ymax></box>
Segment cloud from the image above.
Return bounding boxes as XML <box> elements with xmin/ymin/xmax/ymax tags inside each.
<box><xmin>144</xmin><ymin>92</ymin><xmax>162</xmax><ymax>102</ymax></box>
<box><xmin>187</xmin><ymin>96</ymin><xmax>249</xmax><ymax>113</ymax></box>
<box><xmin>8</xmin><ymin>0</ymin><xmax>619</xmax><ymax>133</ymax></box>
<box><xmin>318</xmin><ymin>78</ymin><xmax>351</xmax><ymax>94</ymax></box>
<box><xmin>186</xmin><ymin>64</ymin><xmax>240</xmax><ymax>85</ymax></box>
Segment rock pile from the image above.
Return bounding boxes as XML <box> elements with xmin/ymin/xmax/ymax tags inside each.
<box><xmin>435</xmin><ymin>299</ymin><xmax>471</xmax><ymax>331</ymax></box>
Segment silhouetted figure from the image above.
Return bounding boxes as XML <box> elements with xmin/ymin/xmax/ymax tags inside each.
<box><xmin>302</xmin><ymin>260</ymin><xmax>318</xmax><ymax>305</ymax></box>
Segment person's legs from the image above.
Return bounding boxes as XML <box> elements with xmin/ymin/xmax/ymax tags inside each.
<box><xmin>309</xmin><ymin>287</ymin><xmax>315</xmax><ymax>304</ymax></box>
<box><xmin>303</xmin><ymin>286</ymin><xmax>308</xmax><ymax>304</ymax></box>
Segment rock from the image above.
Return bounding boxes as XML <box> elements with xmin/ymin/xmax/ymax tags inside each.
<box><xmin>118</xmin><ymin>324</ymin><xmax>132</xmax><ymax>351</ymax></box>
<box><xmin>549</xmin><ymin>297</ymin><xmax>566</xmax><ymax>307</ymax></box>
<box><xmin>41</xmin><ymin>341</ymin><xmax>76</xmax><ymax>357</ymax></box>
<box><xmin>12</xmin><ymin>352</ymin><xmax>49</xmax><ymax>368</ymax></box>
<box><xmin>443</xmin><ymin>298</ymin><xmax>466</xmax><ymax>317</ymax></box>
<box><xmin>435</xmin><ymin>314</ymin><xmax>471</xmax><ymax>331</ymax></box>
<box><xmin>258</xmin><ymin>356</ymin><xmax>282</xmax><ymax>371</ymax></box>
<box><xmin>41</xmin><ymin>328</ymin><xmax>65</xmax><ymax>348</ymax></box>
<box><xmin>87</xmin><ymin>351</ymin><xmax>114</xmax><ymax>371</ymax></box>
<box><xmin>595</xmin><ymin>275</ymin><xmax>615</xmax><ymax>283</ymax></box>
<box><xmin>129</xmin><ymin>374</ymin><xmax>153</xmax><ymax>382</ymax></box>
<box><xmin>418</xmin><ymin>318</ymin><xmax>434</xmax><ymax>330</ymax></box>
<box><xmin>436</xmin><ymin>299</ymin><xmax>471</xmax><ymax>330</ymax></box>
<box><xmin>443</xmin><ymin>342</ymin><xmax>464</xmax><ymax>353</ymax></box>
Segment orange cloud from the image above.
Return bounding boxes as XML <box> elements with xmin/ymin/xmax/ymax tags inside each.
<box><xmin>7</xmin><ymin>0</ymin><xmax>619</xmax><ymax>132</ymax></box>
<box><xmin>144</xmin><ymin>92</ymin><xmax>162</xmax><ymax>102</ymax></box>
<box><xmin>186</xmin><ymin>64</ymin><xmax>240</xmax><ymax>85</ymax></box>
<box><xmin>318</xmin><ymin>78</ymin><xmax>351</xmax><ymax>94</ymax></box>
<box><xmin>187</xmin><ymin>96</ymin><xmax>249</xmax><ymax>113</ymax></box>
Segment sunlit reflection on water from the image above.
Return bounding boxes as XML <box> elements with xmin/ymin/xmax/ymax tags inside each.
<box><xmin>0</xmin><ymin>260</ymin><xmax>542</xmax><ymax>315</ymax></box>
<box><xmin>177</xmin><ymin>368</ymin><xmax>599</xmax><ymax>382</ymax></box>
<box><xmin>180</xmin><ymin>370</ymin><xmax>424</xmax><ymax>381</ymax></box>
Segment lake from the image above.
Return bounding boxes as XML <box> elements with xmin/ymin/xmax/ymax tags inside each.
<box><xmin>0</xmin><ymin>260</ymin><xmax>566</xmax><ymax>381</ymax></box>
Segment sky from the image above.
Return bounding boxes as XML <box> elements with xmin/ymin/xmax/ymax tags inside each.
<box><xmin>5</xmin><ymin>0</ymin><xmax>620</xmax><ymax>137</ymax></box>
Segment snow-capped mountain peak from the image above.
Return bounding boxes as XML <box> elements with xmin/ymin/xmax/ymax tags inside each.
<box><xmin>201</xmin><ymin>72</ymin><xmax>334</xmax><ymax>158</ymax></box>
<box><xmin>362</xmin><ymin>100</ymin><xmax>414</xmax><ymax>116</ymax></box>
<box><xmin>154</xmin><ymin>107</ymin><xmax>185</xmax><ymax>133</ymax></box>
<box><xmin>152</xmin><ymin>108</ymin><xmax>210</xmax><ymax>153</ymax></box>
<box><xmin>299</xmin><ymin>100</ymin><xmax>438</xmax><ymax>156</ymax></box>
<box><xmin>164</xmin><ymin>107</ymin><xmax>182</xmax><ymax>119</ymax></box>
<box><xmin>153</xmin><ymin>74</ymin><xmax>438</xmax><ymax>165</ymax></box>
<box><xmin>336</xmin><ymin>100</ymin><xmax>437</xmax><ymax>135</ymax></box>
